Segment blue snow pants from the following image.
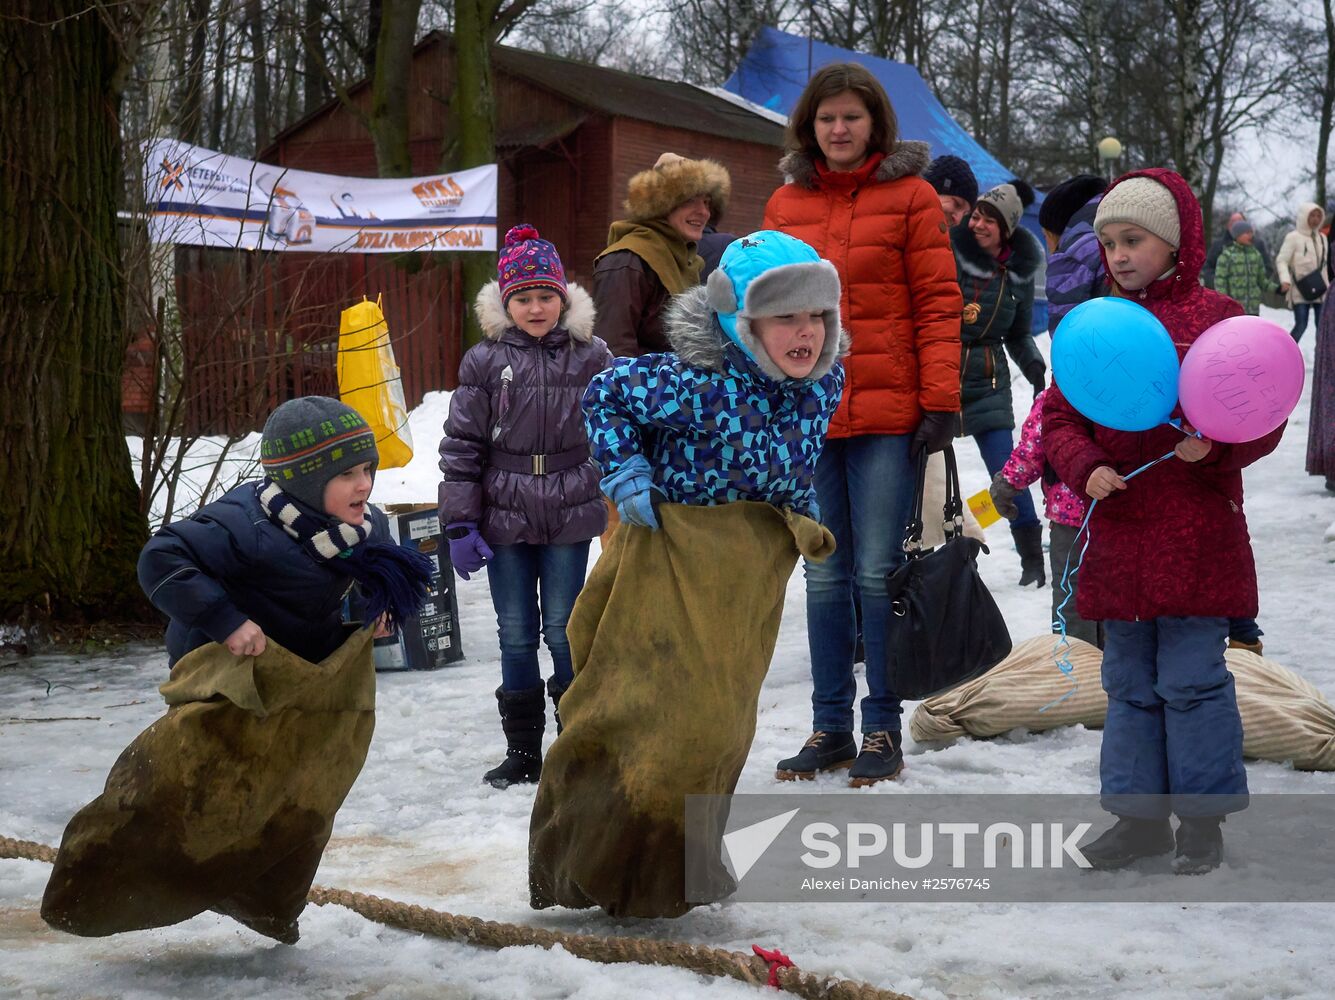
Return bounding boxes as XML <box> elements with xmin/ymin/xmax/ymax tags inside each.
<box><xmin>1100</xmin><ymin>616</ymin><xmax>1249</xmax><ymax>819</ymax></box>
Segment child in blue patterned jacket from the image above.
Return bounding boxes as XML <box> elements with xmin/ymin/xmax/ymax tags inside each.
<box><xmin>583</xmin><ymin>230</ymin><xmax>847</xmax><ymax>526</ymax></box>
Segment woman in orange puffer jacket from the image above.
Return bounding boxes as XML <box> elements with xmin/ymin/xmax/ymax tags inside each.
<box><xmin>763</xmin><ymin>63</ymin><xmax>962</xmax><ymax>786</ymax></box>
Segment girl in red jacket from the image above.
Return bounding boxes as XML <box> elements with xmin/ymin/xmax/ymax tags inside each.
<box><xmin>1043</xmin><ymin>170</ymin><xmax>1284</xmax><ymax>875</ymax></box>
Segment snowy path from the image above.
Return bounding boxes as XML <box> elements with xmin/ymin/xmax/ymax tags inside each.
<box><xmin>4</xmin><ymin>314</ymin><xmax>1334</xmax><ymax>999</ymax></box>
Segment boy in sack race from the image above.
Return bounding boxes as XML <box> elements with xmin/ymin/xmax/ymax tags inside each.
<box><xmin>1043</xmin><ymin>170</ymin><xmax>1285</xmax><ymax>876</ymax></box>
<box><xmin>527</xmin><ymin>231</ymin><xmax>842</xmax><ymax>918</ymax></box>
<box><xmin>41</xmin><ymin>397</ymin><xmax>432</xmax><ymax>944</ymax></box>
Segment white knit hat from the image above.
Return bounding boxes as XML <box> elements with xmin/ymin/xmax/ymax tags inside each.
<box><xmin>1094</xmin><ymin>176</ymin><xmax>1181</xmax><ymax>249</ymax></box>
<box><xmin>976</xmin><ymin>183</ymin><xmax>1023</xmax><ymax>236</ymax></box>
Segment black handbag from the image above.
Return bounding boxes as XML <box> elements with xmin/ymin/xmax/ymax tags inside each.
<box><xmin>1294</xmin><ymin>268</ymin><xmax>1328</xmax><ymax>302</ymax></box>
<box><xmin>882</xmin><ymin>446</ymin><xmax>1012</xmax><ymax>700</ymax></box>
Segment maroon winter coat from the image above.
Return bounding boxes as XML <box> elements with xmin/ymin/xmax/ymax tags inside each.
<box><xmin>438</xmin><ymin>282</ymin><xmax>612</xmax><ymax>546</ymax></box>
<box><xmin>1043</xmin><ymin>168</ymin><xmax>1284</xmax><ymax>622</ymax></box>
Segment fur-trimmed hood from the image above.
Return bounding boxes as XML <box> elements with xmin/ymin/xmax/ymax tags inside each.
<box><xmin>624</xmin><ymin>156</ymin><xmax>731</xmax><ymax>223</ymax></box>
<box><xmin>951</xmin><ymin>220</ymin><xmax>1043</xmax><ymax>285</ymax></box>
<box><xmin>663</xmin><ymin>284</ymin><xmax>849</xmax><ymax>384</ymax></box>
<box><xmin>777</xmin><ymin>140</ymin><xmax>931</xmax><ymax>190</ymax></box>
<box><xmin>474</xmin><ymin>280</ymin><xmax>595</xmax><ymax>341</ymax></box>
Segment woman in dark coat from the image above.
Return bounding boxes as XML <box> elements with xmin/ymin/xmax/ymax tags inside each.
<box><xmin>951</xmin><ymin>182</ymin><xmax>1047</xmax><ymax>585</ymax></box>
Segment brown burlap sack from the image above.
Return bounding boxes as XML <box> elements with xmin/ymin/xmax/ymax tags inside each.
<box><xmin>41</xmin><ymin>628</ymin><xmax>376</xmax><ymax>942</ymax></box>
<box><xmin>529</xmin><ymin>502</ymin><xmax>834</xmax><ymax>918</ymax></box>
<box><xmin>910</xmin><ymin>634</ymin><xmax>1335</xmax><ymax>770</ymax></box>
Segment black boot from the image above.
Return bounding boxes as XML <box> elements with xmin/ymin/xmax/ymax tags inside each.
<box><xmin>1013</xmin><ymin>522</ymin><xmax>1046</xmax><ymax>588</ymax></box>
<box><xmin>546</xmin><ymin>675</ymin><xmax>569</xmax><ymax>735</ymax></box>
<box><xmin>1080</xmin><ymin>815</ymin><xmax>1174</xmax><ymax>870</ymax></box>
<box><xmin>1173</xmin><ymin>816</ymin><xmax>1225</xmax><ymax>875</ymax></box>
<box><xmin>848</xmin><ymin>731</ymin><xmax>904</xmax><ymax>786</ymax></box>
<box><xmin>775</xmin><ymin>731</ymin><xmax>857</xmax><ymax>780</ymax></box>
<box><xmin>483</xmin><ymin>685</ymin><xmax>545</xmax><ymax>789</ymax></box>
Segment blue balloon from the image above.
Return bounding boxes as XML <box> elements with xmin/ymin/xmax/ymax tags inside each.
<box><xmin>1050</xmin><ymin>298</ymin><xmax>1180</xmax><ymax>431</ymax></box>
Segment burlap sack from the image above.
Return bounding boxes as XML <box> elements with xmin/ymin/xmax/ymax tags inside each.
<box><xmin>910</xmin><ymin>634</ymin><xmax>1335</xmax><ymax>770</ymax></box>
<box><xmin>41</xmin><ymin>628</ymin><xmax>376</xmax><ymax>942</ymax></box>
<box><xmin>529</xmin><ymin>502</ymin><xmax>835</xmax><ymax>918</ymax></box>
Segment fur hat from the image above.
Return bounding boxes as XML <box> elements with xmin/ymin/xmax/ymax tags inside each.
<box><xmin>976</xmin><ymin>183</ymin><xmax>1024</xmax><ymax>236</ymax></box>
<box><xmin>1038</xmin><ymin>174</ymin><xmax>1106</xmax><ymax>235</ymax></box>
<box><xmin>497</xmin><ymin>224</ymin><xmax>566</xmax><ymax>304</ymax></box>
<box><xmin>624</xmin><ymin>153</ymin><xmax>731</xmax><ymax>224</ymax></box>
<box><xmin>261</xmin><ymin>396</ymin><xmax>378</xmax><ymax>512</ymax></box>
<box><xmin>1094</xmin><ymin>176</ymin><xmax>1181</xmax><ymax>249</ymax></box>
<box><xmin>923</xmin><ymin>155</ymin><xmax>978</xmax><ymax>207</ymax></box>
<box><xmin>704</xmin><ymin>230</ymin><xmax>842</xmax><ymax>382</ymax></box>
<box><xmin>1229</xmin><ymin>218</ymin><xmax>1254</xmax><ymax>239</ymax></box>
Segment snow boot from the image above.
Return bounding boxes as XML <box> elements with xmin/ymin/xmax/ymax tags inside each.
<box><xmin>546</xmin><ymin>675</ymin><xmax>569</xmax><ymax>735</ymax></box>
<box><xmin>1079</xmin><ymin>815</ymin><xmax>1175</xmax><ymax>870</ymax></box>
<box><xmin>1013</xmin><ymin>522</ymin><xmax>1046</xmax><ymax>588</ymax></box>
<box><xmin>483</xmin><ymin>685</ymin><xmax>545</xmax><ymax>789</ymax></box>
<box><xmin>775</xmin><ymin>731</ymin><xmax>857</xmax><ymax>781</ymax></box>
<box><xmin>1173</xmin><ymin>816</ymin><xmax>1225</xmax><ymax>875</ymax></box>
<box><xmin>848</xmin><ymin>731</ymin><xmax>904</xmax><ymax>787</ymax></box>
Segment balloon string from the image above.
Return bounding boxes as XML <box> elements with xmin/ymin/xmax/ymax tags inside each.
<box><xmin>1042</xmin><ymin>450</ymin><xmax>1176</xmax><ymax>711</ymax></box>
<box><xmin>1165</xmin><ymin>417</ymin><xmax>1203</xmax><ymax>440</ymax></box>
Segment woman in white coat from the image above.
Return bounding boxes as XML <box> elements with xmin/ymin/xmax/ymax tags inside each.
<box><xmin>1276</xmin><ymin>202</ymin><xmax>1329</xmax><ymax>343</ymax></box>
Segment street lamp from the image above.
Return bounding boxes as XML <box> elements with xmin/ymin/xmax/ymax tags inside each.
<box><xmin>1097</xmin><ymin>136</ymin><xmax>1123</xmax><ymax>182</ymax></box>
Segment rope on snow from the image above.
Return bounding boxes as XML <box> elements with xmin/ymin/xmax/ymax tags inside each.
<box><xmin>1</xmin><ymin>836</ymin><xmax>915</xmax><ymax>1000</ymax></box>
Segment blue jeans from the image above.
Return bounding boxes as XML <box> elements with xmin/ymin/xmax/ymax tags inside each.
<box><xmin>487</xmin><ymin>541</ymin><xmax>590</xmax><ymax>692</ymax></box>
<box><xmin>1292</xmin><ymin>302</ymin><xmax>1322</xmax><ymax>344</ymax></box>
<box><xmin>973</xmin><ymin>427</ymin><xmax>1039</xmax><ymax>529</ymax></box>
<box><xmin>1100</xmin><ymin>617</ymin><xmax>1248</xmax><ymax>819</ymax></box>
<box><xmin>804</xmin><ymin>434</ymin><xmax>914</xmax><ymax>733</ymax></box>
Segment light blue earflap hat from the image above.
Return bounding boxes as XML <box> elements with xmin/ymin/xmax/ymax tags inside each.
<box><xmin>706</xmin><ymin>230</ymin><xmax>845</xmax><ymax>381</ymax></box>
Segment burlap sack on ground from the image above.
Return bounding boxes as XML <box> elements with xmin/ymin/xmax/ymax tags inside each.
<box><xmin>41</xmin><ymin>628</ymin><xmax>375</xmax><ymax>941</ymax></box>
<box><xmin>529</xmin><ymin>502</ymin><xmax>834</xmax><ymax>918</ymax></box>
<box><xmin>910</xmin><ymin>634</ymin><xmax>1335</xmax><ymax>770</ymax></box>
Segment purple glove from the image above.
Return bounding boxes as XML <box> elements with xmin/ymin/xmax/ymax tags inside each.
<box><xmin>445</xmin><ymin>522</ymin><xmax>493</xmax><ymax>580</ymax></box>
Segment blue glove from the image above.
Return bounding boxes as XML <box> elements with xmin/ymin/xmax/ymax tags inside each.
<box><xmin>445</xmin><ymin>521</ymin><xmax>494</xmax><ymax>580</ymax></box>
<box><xmin>600</xmin><ymin>455</ymin><xmax>666</xmax><ymax>531</ymax></box>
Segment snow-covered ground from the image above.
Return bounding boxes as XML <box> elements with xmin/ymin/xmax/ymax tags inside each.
<box><xmin>4</xmin><ymin>309</ymin><xmax>1334</xmax><ymax>999</ymax></box>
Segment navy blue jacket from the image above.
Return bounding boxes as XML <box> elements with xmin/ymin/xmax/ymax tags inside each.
<box><xmin>137</xmin><ymin>482</ymin><xmax>389</xmax><ymax>665</ymax></box>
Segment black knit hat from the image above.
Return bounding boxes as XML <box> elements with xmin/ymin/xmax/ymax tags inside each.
<box><xmin>1038</xmin><ymin>174</ymin><xmax>1107</xmax><ymax>236</ymax></box>
<box><xmin>923</xmin><ymin>155</ymin><xmax>978</xmax><ymax>208</ymax></box>
<box><xmin>261</xmin><ymin>396</ymin><xmax>379</xmax><ymax>511</ymax></box>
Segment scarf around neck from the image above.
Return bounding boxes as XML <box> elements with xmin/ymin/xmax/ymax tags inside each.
<box><xmin>258</xmin><ymin>481</ymin><xmax>433</xmax><ymax>627</ymax></box>
<box><xmin>598</xmin><ymin>218</ymin><xmax>703</xmax><ymax>294</ymax></box>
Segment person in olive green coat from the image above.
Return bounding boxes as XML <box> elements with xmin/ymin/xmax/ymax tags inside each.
<box><xmin>950</xmin><ymin>182</ymin><xmax>1047</xmax><ymax>586</ymax></box>
<box><xmin>1214</xmin><ymin>219</ymin><xmax>1268</xmax><ymax>315</ymax></box>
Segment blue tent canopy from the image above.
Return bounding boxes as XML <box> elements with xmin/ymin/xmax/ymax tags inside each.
<box><xmin>723</xmin><ymin>27</ymin><xmax>1049</xmax><ymax>329</ymax></box>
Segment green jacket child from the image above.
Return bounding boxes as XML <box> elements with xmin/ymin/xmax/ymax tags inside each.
<box><xmin>1214</xmin><ymin>221</ymin><xmax>1268</xmax><ymax>315</ymax></box>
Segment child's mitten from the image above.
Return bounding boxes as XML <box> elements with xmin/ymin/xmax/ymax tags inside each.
<box><xmin>989</xmin><ymin>471</ymin><xmax>1020</xmax><ymax>521</ymax></box>
<box><xmin>600</xmin><ymin>455</ymin><xmax>665</xmax><ymax>531</ymax></box>
<box><xmin>445</xmin><ymin>522</ymin><xmax>494</xmax><ymax>579</ymax></box>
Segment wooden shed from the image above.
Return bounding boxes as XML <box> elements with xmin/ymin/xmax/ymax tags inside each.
<box><xmin>159</xmin><ymin>34</ymin><xmax>786</xmax><ymax>434</ymax></box>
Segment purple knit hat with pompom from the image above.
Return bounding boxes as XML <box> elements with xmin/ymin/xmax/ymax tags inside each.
<box><xmin>497</xmin><ymin>224</ymin><xmax>567</xmax><ymax>304</ymax></box>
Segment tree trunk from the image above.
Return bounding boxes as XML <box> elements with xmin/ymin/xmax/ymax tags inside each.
<box><xmin>1169</xmin><ymin>0</ymin><xmax>1206</xmax><ymax>192</ymax></box>
<box><xmin>303</xmin><ymin>0</ymin><xmax>331</xmax><ymax>113</ymax></box>
<box><xmin>245</xmin><ymin>0</ymin><xmax>271</xmax><ymax>150</ymax></box>
<box><xmin>180</xmin><ymin>0</ymin><xmax>211</xmax><ymax>143</ymax></box>
<box><xmin>1319</xmin><ymin>0</ymin><xmax>1335</xmax><ymax>208</ymax></box>
<box><xmin>0</xmin><ymin>1</ymin><xmax>150</xmax><ymax>624</ymax></box>
<box><xmin>368</xmin><ymin>0</ymin><xmax>422</xmax><ymax>177</ymax></box>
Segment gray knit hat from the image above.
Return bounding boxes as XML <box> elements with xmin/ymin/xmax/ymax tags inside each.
<box><xmin>260</xmin><ymin>396</ymin><xmax>378</xmax><ymax>511</ymax></box>
<box><xmin>1094</xmin><ymin>176</ymin><xmax>1181</xmax><ymax>249</ymax></box>
<box><xmin>976</xmin><ymin>183</ymin><xmax>1023</xmax><ymax>236</ymax></box>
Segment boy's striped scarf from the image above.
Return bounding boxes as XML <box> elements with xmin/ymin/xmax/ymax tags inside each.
<box><xmin>258</xmin><ymin>480</ymin><xmax>433</xmax><ymax>626</ymax></box>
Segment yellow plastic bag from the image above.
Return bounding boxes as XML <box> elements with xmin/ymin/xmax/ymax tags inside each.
<box><xmin>337</xmin><ymin>295</ymin><xmax>413</xmax><ymax>469</ymax></box>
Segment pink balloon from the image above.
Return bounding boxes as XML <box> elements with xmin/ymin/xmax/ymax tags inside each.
<box><xmin>1178</xmin><ymin>316</ymin><xmax>1305</xmax><ymax>443</ymax></box>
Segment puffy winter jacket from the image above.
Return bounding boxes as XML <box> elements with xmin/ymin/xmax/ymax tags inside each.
<box><xmin>591</xmin><ymin>250</ymin><xmax>673</xmax><ymax>358</ymax></box>
<box><xmin>137</xmin><ymin>482</ymin><xmax>389</xmax><ymax>665</ymax></box>
<box><xmin>762</xmin><ymin>142</ymin><xmax>961</xmax><ymax>437</ymax></box>
<box><xmin>1046</xmin><ymin>197</ymin><xmax>1107</xmax><ymax>332</ymax></box>
<box><xmin>438</xmin><ymin>282</ymin><xmax>611</xmax><ymax>546</ymax></box>
<box><xmin>952</xmin><ymin>220</ymin><xmax>1046</xmax><ymax>436</ymax></box>
<box><xmin>1214</xmin><ymin>241</ymin><xmax>1268</xmax><ymax>314</ymax></box>
<box><xmin>1043</xmin><ymin>168</ymin><xmax>1284</xmax><ymax>622</ymax></box>
<box><xmin>1001</xmin><ymin>389</ymin><xmax>1087</xmax><ymax>529</ymax></box>
<box><xmin>583</xmin><ymin>284</ymin><xmax>847</xmax><ymax>517</ymax></box>
<box><xmin>1276</xmin><ymin>202</ymin><xmax>1329</xmax><ymax>306</ymax></box>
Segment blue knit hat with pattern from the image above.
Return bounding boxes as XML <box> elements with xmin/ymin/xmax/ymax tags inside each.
<box><xmin>260</xmin><ymin>396</ymin><xmax>379</xmax><ymax>511</ymax></box>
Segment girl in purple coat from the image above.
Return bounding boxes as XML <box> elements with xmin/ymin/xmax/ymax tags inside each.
<box><xmin>438</xmin><ymin>225</ymin><xmax>612</xmax><ymax>789</ymax></box>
